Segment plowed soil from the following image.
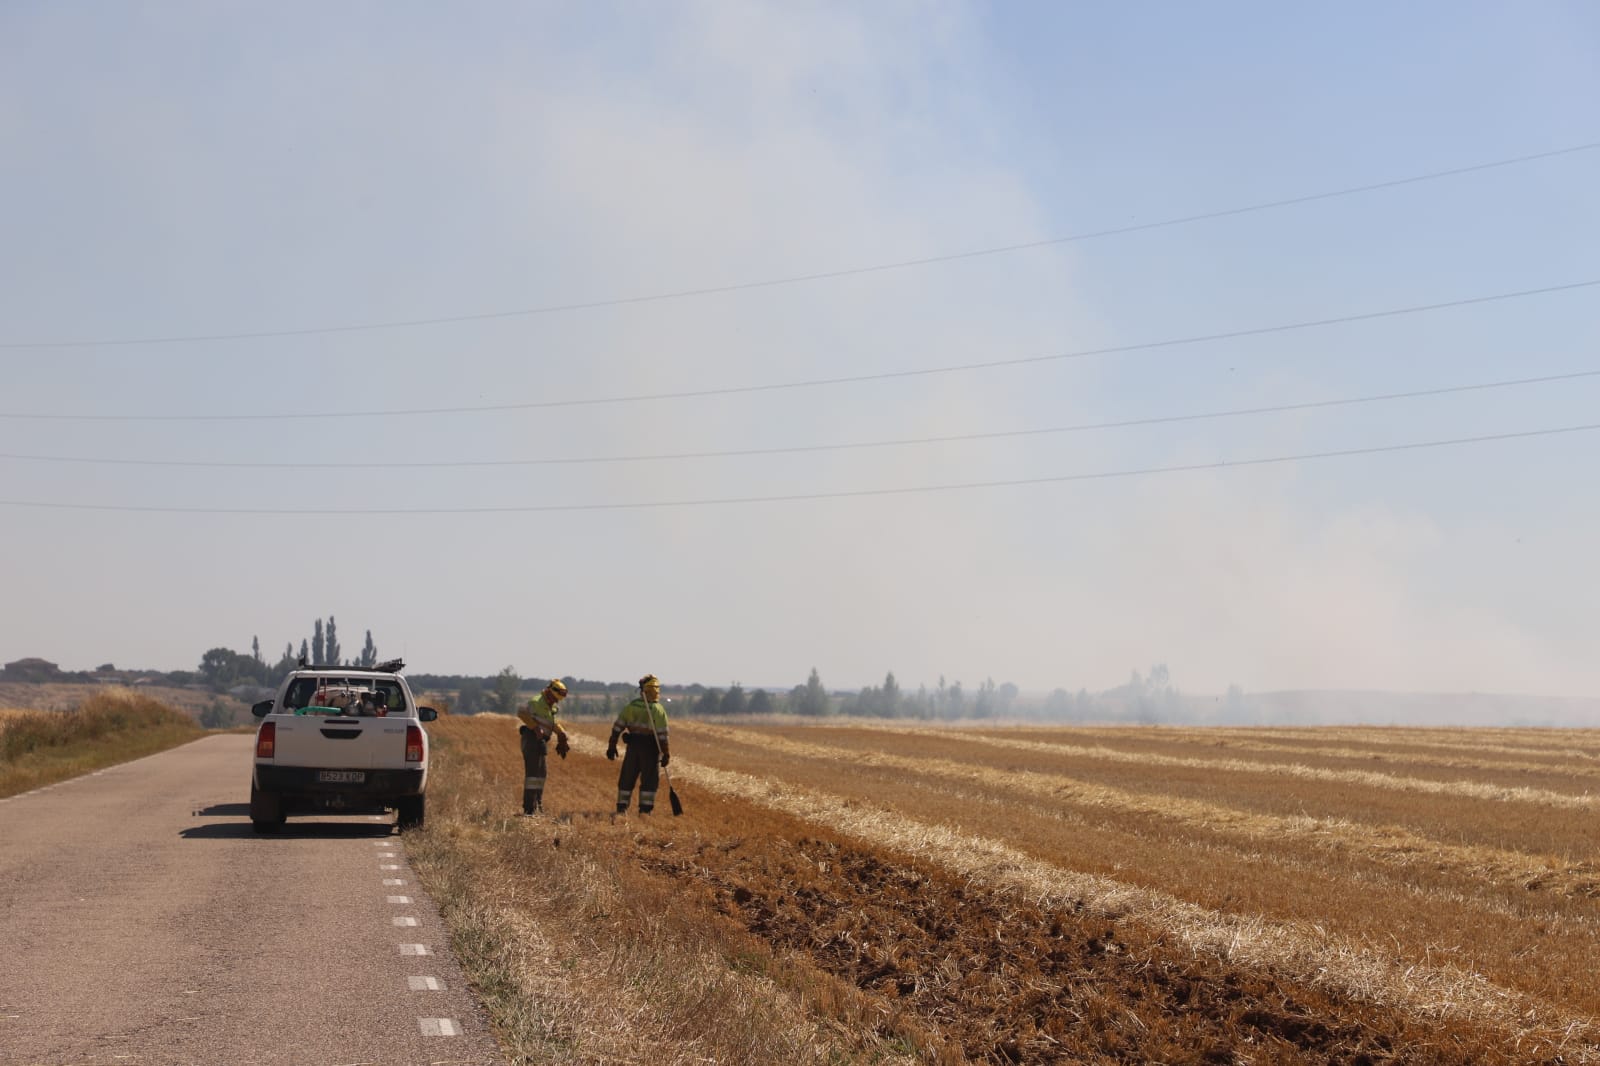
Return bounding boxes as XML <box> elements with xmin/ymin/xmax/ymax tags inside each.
<box><xmin>425</xmin><ymin>717</ymin><xmax>1600</xmax><ymax>1064</ymax></box>
<box><xmin>602</xmin><ymin>785</ymin><xmax>1535</xmax><ymax>1064</ymax></box>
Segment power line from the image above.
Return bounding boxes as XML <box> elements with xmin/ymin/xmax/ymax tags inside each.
<box><xmin>4</xmin><ymin>140</ymin><xmax>1598</xmax><ymax>350</ymax></box>
<box><xmin>3</xmin><ymin>369</ymin><xmax>1594</xmax><ymax>469</ymax></box>
<box><xmin>2</xmin><ymin>423</ymin><xmax>1594</xmax><ymax>514</ymax></box>
<box><xmin>4</xmin><ymin>278</ymin><xmax>1596</xmax><ymax>422</ymax></box>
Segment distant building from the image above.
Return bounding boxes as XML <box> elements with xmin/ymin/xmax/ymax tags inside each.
<box><xmin>2</xmin><ymin>657</ymin><xmax>62</xmax><ymax>682</ymax></box>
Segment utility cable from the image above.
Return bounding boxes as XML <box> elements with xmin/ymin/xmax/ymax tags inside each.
<box><xmin>2</xmin><ymin>423</ymin><xmax>1593</xmax><ymax>514</ymax></box>
<box><xmin>3</xmin><ymin>140</ymin><xmax>1597</xmax><ymax>350</ymax></box>
<box><xmin>2</xmin><ymin>369</ymin><xmax>1593</xmax><ymax>469</ymax></box>
<box><xmin>3</xmin><ymin>278</ymin><xmax>1596</xmax><ymax>422</ymax></box>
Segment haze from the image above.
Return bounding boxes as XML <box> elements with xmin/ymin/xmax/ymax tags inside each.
<box><xmin>3</xmin><ymin>3</ymin><xmax>1597</xmax><ymax>703</ymax></box>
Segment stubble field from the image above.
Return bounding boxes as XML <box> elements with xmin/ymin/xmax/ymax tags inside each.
<box><xmin>409</xmin><ymin>716</ymin><xmax>1600</xmax><ymax>1065</ymax></box>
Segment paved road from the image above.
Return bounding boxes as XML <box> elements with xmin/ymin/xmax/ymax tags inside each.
<box><xmin>0</xmin><ymin>735</ymin><xmax>505</xmax><ymax>1066</ymax></box>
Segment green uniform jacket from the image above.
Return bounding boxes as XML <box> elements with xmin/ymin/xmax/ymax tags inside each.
<box><xmin>610</xmin><ymin>697</ymin><xmax>669</xmax><ymax>744</ymax></box>
<box><xmin>518</xmin><ymin>693</ymin><xmax>565</xmax><ymax>740</ymax></box>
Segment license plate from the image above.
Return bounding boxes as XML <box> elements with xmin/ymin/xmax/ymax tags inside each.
<box><xmin>318</xmin><ymin>770</ymin><xmax>365</xmax><ymax>783</ymax></box>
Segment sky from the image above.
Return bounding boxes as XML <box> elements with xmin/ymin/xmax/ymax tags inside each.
<box><xmin>2</xmin><ymin>2</ymin><xmax>1597</xmax><ymax>700</ymax></box>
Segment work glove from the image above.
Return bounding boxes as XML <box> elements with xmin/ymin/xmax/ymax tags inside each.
<box><xmin>555</xmin><ymin>734</ymin><xmax>570</xmax><ymax>759</ymax></box>
<box><xmin>606</xmin><ymin>743</ymin><xmax>618</xmax><ymax>761</ymax></box>
<box><xmin>659</xmin><ymin>748</ymin><xmax>670</xmax><ymax>768</ymax></box>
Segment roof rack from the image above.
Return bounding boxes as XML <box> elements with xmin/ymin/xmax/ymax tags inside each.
<box><xmin>294</xmin><ymin>656</ymin><xmax>406</xmax><ymax>673</ymax></box>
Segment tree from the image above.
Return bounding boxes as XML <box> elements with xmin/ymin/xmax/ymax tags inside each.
<box><xmin>298</xmin><ymin>639</ymin><xmax>309</xmax><ymax>664</ymax></box>
<box><xmin>199</xmin><ymin>647</ymin><xmax>251</xmax><ymax>691</ymax></box>
<box><xmin>273</xmin><ymin>643</ymin><xmax>297</xmax><ymax>679</ymax></box>
<box><xmin>881</xmin><ymin>671</ymin><xmax>901</xmax><ymax>717</ymax></box>
<box><xmin>791</xmin><ymin>668</ymin><xmax>830</xmax><ymax>717</ymax></box>
<box><xmin>325</xmin><ymin>616</ymin><xmax>341</xmax><ymax>667</ymax></box>
<box><xmin>456</xmin><ymin>678</ymin><xmax>485</xmax><ymax>715</ymax></box>
<box><xmin>974</xmin><ymin>677</ymin><xmax>998</xmax><ymax>718</ymax></box>
<box><xmin>312</xmin><ymin>620</ymin><xmax>325</xmax><ymax>665</ymax></box>
<box><xmin>357</xmin><ymin>630</ymin><xmax>377</xmax><ymax>668</ymax></box>
<box><xmin>720</xmin><ymin>683</ymin><xmax>747</xmax><ymax>716</ymax></box>
<box><xmin>695</xmin><ymin>688</ymin><xmax>723</xmax><ymax>715</ymax></box>
<box><xmin>492</xmin><ymin>666</ymin><xmax>522</xmax><ymax>715</ymax></box>
<box><xmin>251</xmin><ymin>636</ymin><xmax>262</xmax><ymax>664</ymax></box>
<box><xmin>747</xmin><ymin>689</ymin><xmax>774</xmax><ymax>715</ymax></box>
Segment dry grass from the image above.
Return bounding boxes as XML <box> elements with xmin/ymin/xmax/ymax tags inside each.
<box><xmin>0</xmin><ymin>689</ymin><xmax>202</xmax><ymax>798</ymax></box>
<box><xmin>402</xmin><ymin>716</ymin><xmax>1600</xmax><ymax>1064</ymax></box>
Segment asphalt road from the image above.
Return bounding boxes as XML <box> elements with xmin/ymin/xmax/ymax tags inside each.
<box><xmin>0</xmin><ymin>734</ymin><xmax>505</xmax><ymax>1066</ymax></box>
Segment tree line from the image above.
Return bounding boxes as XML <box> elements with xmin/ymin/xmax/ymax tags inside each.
<box><xmin>194</xmin><ymin>616</ymin><xmax>380</xmax><ymax>693</ymax></box>
<box><xmin>10</xmin><ymin>631</ymin><xmax>1199</xmax><ymax>725</ymax></box>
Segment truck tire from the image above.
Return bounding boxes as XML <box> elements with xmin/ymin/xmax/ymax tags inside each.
<box><xmin>396</xmin><ymin>794</ymin><xmax>425</xmax><ymax>831</ymax></box>
<box><xmin>250</xmin><ymin>783</ymin><xmax>285</xmax><ymax>833</ymax></box>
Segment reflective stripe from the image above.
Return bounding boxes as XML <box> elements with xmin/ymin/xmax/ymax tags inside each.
<box><xmin>524</xmin><ymin>776</ymin><xmax>545</xmax><ymax>788</ymax></box>
<box><xmin>640</xmin><ymin>790</ymin><xmax>656</xmax><ymax>804</ymax></box>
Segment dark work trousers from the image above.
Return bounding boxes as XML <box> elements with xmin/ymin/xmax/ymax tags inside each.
<box><xmin>520</xmin><ymin>726</ymin><xmax>549</xmax><ymax>813</ymax></box>
<box><xmin>615</xmin><ymin>735</ymin><xmax>660</xmax><ymax>813</ymax></box>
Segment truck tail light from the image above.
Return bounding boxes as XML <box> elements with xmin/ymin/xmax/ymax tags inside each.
<box><xmin>256</xmin><ymin>722</ymin><xmax>276</xmax><ymax>759</ymax></box>
<box><xmin>405</xmin><ymin>725</ymin><xmax>424</xmax><ymax>763</ymax></box>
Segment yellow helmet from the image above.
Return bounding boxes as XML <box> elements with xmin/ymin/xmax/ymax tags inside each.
<box><xmin>639</xmin><ymin>674</ymin><xmax>660</xmax><ymax>690</ymax></box>
<box><xmin>547</xmin><ymin>679</ymin><xmax>568</xmax><ymax>695</ymax></box>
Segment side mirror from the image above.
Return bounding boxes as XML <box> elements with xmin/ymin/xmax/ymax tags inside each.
<box><xmin>251</xmin><ymin>699</ymin><xmax>275</xmax><ymax>719</ymax></box>
<box><xmin>418</xmin><ymin>707</ymin><xmax>438</xmax><ymax>722</ymax></box>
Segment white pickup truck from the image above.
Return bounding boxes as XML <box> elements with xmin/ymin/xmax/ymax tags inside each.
<box><xmin>248</xmin><ymin>659</ymin><xmax>439</xmax><ymax>833</ymax></box>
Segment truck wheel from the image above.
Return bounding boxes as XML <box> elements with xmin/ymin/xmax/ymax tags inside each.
<box><xmin>397</xmin><ymin>795</ymin><xmax>425</xmax><ymax>831</ymax></box>
<box><xmin>250</xmin><ymin>783</ymin><xmax>285</xmax><ymax>833</ymax></box>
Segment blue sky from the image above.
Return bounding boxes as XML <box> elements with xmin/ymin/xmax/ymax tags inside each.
<box><xmin>2</xmin><ymin>2</ymin><xmax>1597</xmax><ymax>699</ymax></box>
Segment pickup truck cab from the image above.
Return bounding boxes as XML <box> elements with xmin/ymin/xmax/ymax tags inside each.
<box><xmin>249</xmin><ymin>659</ymin><xmax>438</xmax><ymax>833</ymax></box>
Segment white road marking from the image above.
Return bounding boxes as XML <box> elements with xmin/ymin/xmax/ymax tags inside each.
<box><xmin>392</xmin><ymin>916</ymin><xmax>418</xmax><ymax>927</ymax></box>
<box><xmin>399</xmin><ymin>944</ymin><xmax>432</xmax><ymax>956</ymax></box>
<box><xmin>379</xmin><ymin>864</ymin><xmax>400</xmax><ymax>870</ymax></box>
<box><xmin>386</xmin><ymin>895</ymin><xmax>412</xmax><ymax>904</ymax></box>
<box><xmin>382</xmin><ymin>878</ymin><xmax>404</xmax><ymax>886</ymax></box>
<box><xmin>407</xmin><ymin>976</ymin><xmax>444</xmax><ymax>991</ymax></box>
<box><xmin>419</xmin><ymin>1018</ymin><xmax>461</xmax><ymax>1036</ymax></box>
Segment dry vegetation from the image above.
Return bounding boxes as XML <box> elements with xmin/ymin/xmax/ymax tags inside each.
<box><xmin>0</xmin><ymin>689</ymin><xmax>202</xmax><ymax>798</ymax></box>
<box><xmin>404</xmin><ymin>716</ymin><xmax>1600</xmax><ymax>1064</ymax></box>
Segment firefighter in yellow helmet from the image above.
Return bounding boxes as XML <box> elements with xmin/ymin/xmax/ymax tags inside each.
<box><xmin>607</xmin><ymin>674</ymin><xmax>669</xmax><ymax>814</ymax></box>
<box><xmin>517</xmin><ymin>678</ymin><xmax>571</xmax><ymax>815</ymax></box>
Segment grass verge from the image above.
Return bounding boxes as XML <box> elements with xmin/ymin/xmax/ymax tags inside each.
<box><xmin>0</xmin><ymin>689</ymin><xmax>202</xmax><ymax>798</ymax></box>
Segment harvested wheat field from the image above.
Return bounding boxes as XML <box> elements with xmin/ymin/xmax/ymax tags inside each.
<box><xmin>410</xmin><ymin>716</ymin><xmax>1600</xmax><ymax>1065</ymax></box>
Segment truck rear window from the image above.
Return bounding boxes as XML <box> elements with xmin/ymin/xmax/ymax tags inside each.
<box><xmin>284</xmin><ymin>677</ymin><xmax>408</xmax><ymax>716</ymax></box>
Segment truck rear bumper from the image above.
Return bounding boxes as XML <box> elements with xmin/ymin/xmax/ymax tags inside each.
<box><xmin>254</xmin><ymin>765</ymin><xmax>426</xmax><ymax>798</ymax></box>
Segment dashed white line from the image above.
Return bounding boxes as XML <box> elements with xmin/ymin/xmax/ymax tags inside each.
<box><xmin>392</xmin><ymin>916</ymin><xmax>418</xmax><ymax>927</ymax></box>
<box><xmin>386</xmin><ymin>895</ymin><xmax>412</xmax><ymax>904</ymax></box>
<box><xmin>407</xmin><ymin>976</ymin><xmax>444</xmax><ymax>991</ymax></box>
<box><xmin>399</xmin><ymin>943</ymin><xmax>432</xmax><ymax>956</ymax></box>
<box><xmin>419</xmin><ymin>1017</ymin><xmax>461</xmax><ymax>1036</ymax></box>
<box><xmin>379</xmin><ymin>864</ymin><xmax>400</xmax><ymax>870</ymax></box>
<box><xmin>382</xmin><ymin>878</ymin><xmax>404</xmax><ymax>886</ymax></box>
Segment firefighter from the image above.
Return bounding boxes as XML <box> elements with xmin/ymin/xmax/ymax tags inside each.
<box><xmin>517</xmin><ymin>678</ymin><xmax>571</xmax><ymax>815</ymax></box>
<box><xmin>607</xmin><ymin>674</ymin><xmax>670</xmax><ymax>814</ymax></box>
